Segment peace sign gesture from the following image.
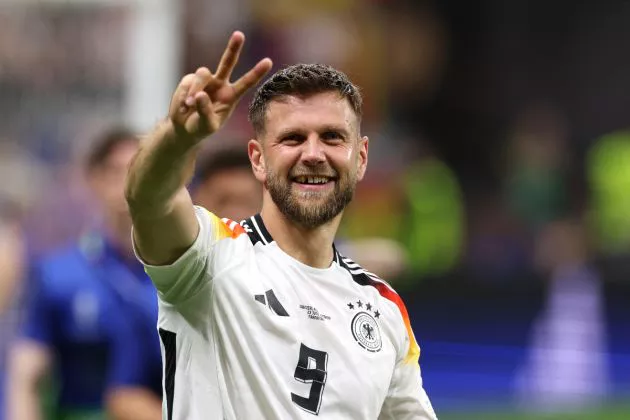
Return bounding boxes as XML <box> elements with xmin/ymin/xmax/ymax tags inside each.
<box><xmin>168</xmin><ymin>31</ymin><xmax>272</xmax><ymax>143</ymax></box>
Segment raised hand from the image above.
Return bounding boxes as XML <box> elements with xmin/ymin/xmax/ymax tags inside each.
<box><xmin>167</xmin><ymin>31</ymin><xmax>272</xmax><ymax>143</ymax></box>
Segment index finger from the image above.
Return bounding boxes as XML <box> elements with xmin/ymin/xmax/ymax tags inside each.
<box><xmin>232</xmin><ymin>58</ymin><xmax>273</xmax><ymax>99</ymax></box>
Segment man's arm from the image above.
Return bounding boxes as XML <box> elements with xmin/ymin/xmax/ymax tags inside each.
<box><xmin>106</xmin><ymin>388</ymin><xmax>162</xmax><ymax>420</ymax></box>
<box><xmin>378</xmin><ymin>357</ymin><xmax>438</xmax><ymax>420</ymax></box>
<box><xmin>5</xmin><ymin>341</ymin><xmax>51</xmax><ymax>420</ymax></box>
<box><xmin>6</xmin><ymin>264</ymin><xmax>54</xmax><ymax>420</ymax></box>
<box><xmin>378</xmin><ymin>292</ymin><xmax>438</xmax><ymax>420</ymax></box>
<box><xmin>125</xmin><ymin>120</ymin><xmax>200</xmax><ymax>266</ymax></box>
<box><xmin>125</xmin><ymin>31</ymin><xmax>272</xmax><ymax>267</ymax></box>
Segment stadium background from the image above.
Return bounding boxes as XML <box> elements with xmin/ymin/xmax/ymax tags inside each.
<box><xmin>1</xmin><ymin>0</ymin><xmax>630</xmax><ymax>419</ymax></box>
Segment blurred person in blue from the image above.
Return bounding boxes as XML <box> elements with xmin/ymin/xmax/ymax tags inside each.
<box><xmin>6</xmin><ymin>128</ymin><xmax>163</xmax><ymax>420</ymax></box>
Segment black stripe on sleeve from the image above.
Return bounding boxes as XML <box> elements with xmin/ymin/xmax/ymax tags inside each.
<box><xmin>253</xmin><ymin>214</ymin><xmax>274</xmax><ymax>243</ymax></box>
<box><xmin>159</xmin><ymin>328</ymin><xmax>176</xmax><ymax>420</ymax></box>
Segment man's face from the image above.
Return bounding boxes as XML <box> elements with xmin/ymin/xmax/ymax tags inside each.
<box><xmin>194</xmin><ymin>168</ymin><xmax>261</xmax><ymax>222</ymax></box>
<box><xmin>89</xmin><ymin>140</ymin><xmax>138</xmax><ymax>224</ymax></box>
<box><xmin>251</xmin><ymin>91</ymin><xmax>368</xmax><ymax>229</ymax></box>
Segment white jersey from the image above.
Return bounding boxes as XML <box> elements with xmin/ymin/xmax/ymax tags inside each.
<box><xmin>136</xmin><ymin>206</ymin><xmax>437</xmax><ymax>420</ymax></box>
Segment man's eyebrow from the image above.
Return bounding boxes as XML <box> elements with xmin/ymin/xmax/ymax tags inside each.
<box><xmin>275</xmin><ymin>128</ymin><xmax>305</xmax><ymax>138</ymax></box>
<box><xmin>273</xmin><ymin>124</ymin><xmax>352</xmax><ymax>139</ymax></box>
<box><xmin>319</xmin><ymin>125</ymin><xmax>349</xmax><ymax>135</ymax></box>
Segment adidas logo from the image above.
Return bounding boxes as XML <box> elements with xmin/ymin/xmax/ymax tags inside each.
<box><xmin>254</xmin><ymin>289</ymin><xmax>289</xmax><ymax>317</ymax></box>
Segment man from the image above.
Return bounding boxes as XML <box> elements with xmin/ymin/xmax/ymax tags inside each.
<box><xmin>126</xmin><ymin>31</ymin><xmax>437</xmax><ymax>419</ymax></box>
<box><xmin>7</xmin><ymin>128</ymin><xmax>162</xmax><ymax>420</ymax></box>
<box><xmin>191</xmin><ymin>147</ymin><xmax>261</xmax><ymax>221</ymax></box>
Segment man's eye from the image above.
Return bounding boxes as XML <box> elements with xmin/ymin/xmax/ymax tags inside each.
<box><xmin>282</xmin><ymin>134</ymin><xmax>303</xmax><ymax>142</ymax></box>
<box><xmin>322</xmin><ymin>131</ymin><xmax>342</xmax><ymax>140</ymax></box>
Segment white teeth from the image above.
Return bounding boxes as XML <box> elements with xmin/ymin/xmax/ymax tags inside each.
<box><xmin>295</xmin><ymin>176</ymin><xmax>329</xmax><ymax>184</ymax></box>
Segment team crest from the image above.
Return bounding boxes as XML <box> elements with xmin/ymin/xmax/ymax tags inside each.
<box><xmin>347</xmin><ymin>299</ymin><xmax>382</xmax><ymax>352</ymax></box>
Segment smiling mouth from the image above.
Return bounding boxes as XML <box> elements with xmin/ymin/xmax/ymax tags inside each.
<box><xmin>292</xmin><ymin>175</ymin><xmax>335</xmax><ymax>185</ymax></box>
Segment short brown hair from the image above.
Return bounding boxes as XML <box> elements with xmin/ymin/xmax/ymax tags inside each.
<box><xmin>248</xmin><ymin>63</ymin><xmax>362</xmax><ymax>135</ymax></box>
<box><xmin>85</xmin><ymin>127</ymin><xmax>138</xmax><ymax>171</ymax></box>
<box><xmin>192</xmin><ymin>147</ymin><xmax>252</xmax><ymax>189</ymax></box>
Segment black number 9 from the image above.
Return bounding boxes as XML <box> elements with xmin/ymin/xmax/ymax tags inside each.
<box><xmin>291</xmin><ymin>343</ymin><xmax>328</xmax><ymax>415</ymax></box>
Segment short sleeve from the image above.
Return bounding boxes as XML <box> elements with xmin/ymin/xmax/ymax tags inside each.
<box><xmin>133</xmin><ymin>206</ymin><xmax>245</xmax><ymax>304</ymax></box>
<box><xmin>378</xmin><ymin>357</ymin><xmax>437</xmax><ymax>420</ymax></box>
<box><xmin>19</xmin><ymin>264</ymin><xmax>54</xmax><ymax>346</ymax></box>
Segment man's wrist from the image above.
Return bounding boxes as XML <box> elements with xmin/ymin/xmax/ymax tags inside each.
<box><xmin>156</xmin><ymin>119</ymin><xmax>200</xmax><ymax>154</ymax></box>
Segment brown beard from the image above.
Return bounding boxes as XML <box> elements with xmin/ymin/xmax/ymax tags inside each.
<box><xmin>266</xmin><ymin>167</ymin><xmax>356</xmax><ymax>229</ymax></box>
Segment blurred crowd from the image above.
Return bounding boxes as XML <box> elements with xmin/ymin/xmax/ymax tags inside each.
<box><xmin>1</xmin><ymin>0</ymin><xmax>630</xmax><ymax>418</ymax></box>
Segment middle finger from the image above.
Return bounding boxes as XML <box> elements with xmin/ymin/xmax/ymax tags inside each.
<box><xmin>214</xmin><ymin>31</ymin><xmax>245</xmax><ymax>81</ymax></box>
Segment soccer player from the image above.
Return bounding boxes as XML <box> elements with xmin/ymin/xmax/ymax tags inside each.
<box><xmin>191</xmin><ymin>147</ymin><xmax>261</xmax><ymax>221</ymax></box>
<box><xmin>7</xmin><ymin>129</ymin><xmax>163</xmax><ymax>420</ymax></box>
<box><xmin>126</xmin><ymin>31</ymin><xmax>438</xmax><ymax>419</ymax></box>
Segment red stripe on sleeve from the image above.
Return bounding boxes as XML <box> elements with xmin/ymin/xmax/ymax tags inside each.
<box><xmin>372</xmin><ymin>281</ymin><xmax>421</xmax><ymax>364</ymax></box>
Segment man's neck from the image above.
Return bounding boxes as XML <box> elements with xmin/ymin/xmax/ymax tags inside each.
<box><xmin>260</xmin><ymin>202</ymin><xmax>341</xmax><ymax>269</ymax></box>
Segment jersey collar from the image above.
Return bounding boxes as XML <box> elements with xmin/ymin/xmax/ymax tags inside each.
<box><xmin>244</xmin><ymin>214</ymin><xmax>340</xmax><ymax>265</ymax></box>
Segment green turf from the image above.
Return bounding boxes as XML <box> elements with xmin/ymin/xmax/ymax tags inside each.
<box><xmin>439</xmin><ymin>404</ymin><xmax>630</xmax><ymax>420</ymax></box>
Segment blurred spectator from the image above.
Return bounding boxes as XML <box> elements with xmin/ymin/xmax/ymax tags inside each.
<box><xmin>6</xmin><ymin>128</ymin><xmax>162</xmax><ymax>420</ymax></box>
<box><xmin>400</xmin><ymin>145</ymin><xmax>464</xmax><ymax>280</ymax></box>
<box><xmin>467</xmin><ymin>104</ymin><xmax>574</xmax><ymax>282</ymax></box>
<box><xmin>191</xmin><ymin>147</ymin><xmax>262</xmax><ymax>221</ymax></box>
<box><xmin>504</xmin><ymin>104</ymin><xmax>572</xmax><ymax>233</ymax></box>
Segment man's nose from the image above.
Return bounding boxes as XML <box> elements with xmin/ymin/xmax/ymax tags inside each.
<box><xmin>301</xmin><ymin>135</ymin><xmax>326</xmax><ymax>165</ymax></box>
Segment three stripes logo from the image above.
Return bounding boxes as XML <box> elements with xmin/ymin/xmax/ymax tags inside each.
<box><xmin>255</xmin><ymin>289</ymin><xmax>289</xmax><ymax>317</ymax></box>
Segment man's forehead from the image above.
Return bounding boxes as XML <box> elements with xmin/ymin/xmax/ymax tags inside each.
<box><xmin>264</xmin><ymin>92</ymin><xmax>357</xmax><ymax>132</ymax></box>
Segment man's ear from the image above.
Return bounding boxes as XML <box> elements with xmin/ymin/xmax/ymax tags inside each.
<box><xmin>357</xmin><ymin>135</ymin><xmax>369</xmax><ymax>181</ymax></box>
<box><xmin>248</xmin><ymin>139</ymin><xmax>266</xmax><ymax>183</ymax></box>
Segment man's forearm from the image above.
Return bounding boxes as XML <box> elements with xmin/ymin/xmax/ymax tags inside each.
<box><xmin>125</xmin><ymin>120</ymin><xmax>199</xmax><ymax>218</ymax></box>
<box><xmin>125</xmin><ymin>119</ymin><xmax>202</xmax><ymax>265</ymax></box>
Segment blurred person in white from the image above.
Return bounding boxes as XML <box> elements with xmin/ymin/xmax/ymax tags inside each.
<box><xmin>126</xmin><ymin>31</ymin><xmax>437</xmax><ymax>419</ymax></box>
<box><xmin>515</xmin><ymin>219</ymin><xmax>608</xmax><ymax>411</ymax></box>
<box><xmin>7</xmin><ymin>129</ymin><xmax>163</xmax><ymax>420</ymax></box>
